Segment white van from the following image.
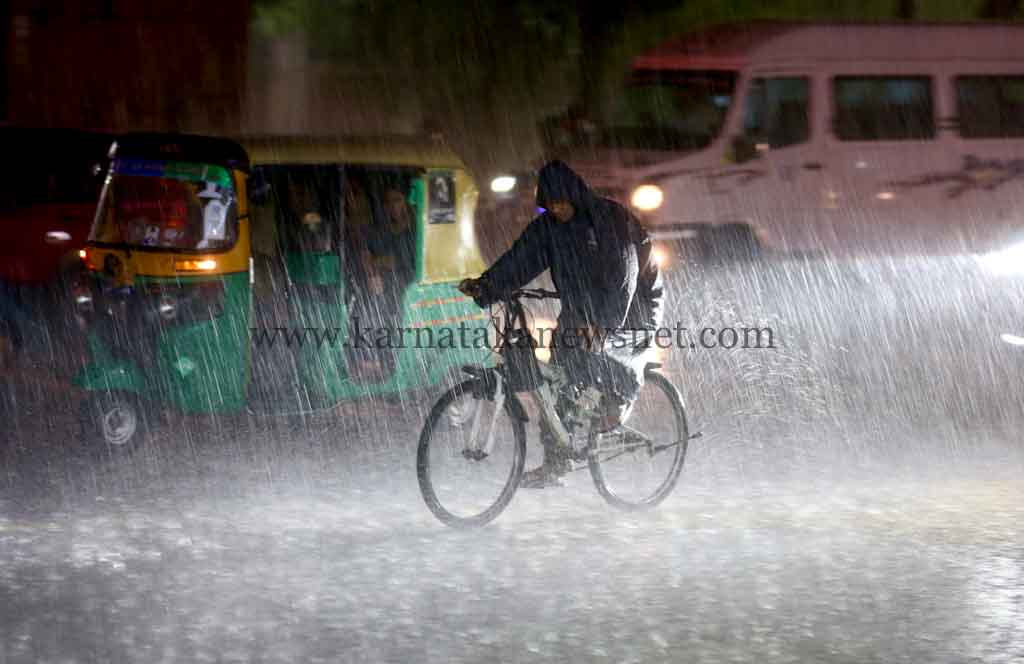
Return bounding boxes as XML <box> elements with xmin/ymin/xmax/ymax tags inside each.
<box><xmin>598</xmin><ymin>23</ymin><xmax>1024</xmax><ymax>259</ymax></box>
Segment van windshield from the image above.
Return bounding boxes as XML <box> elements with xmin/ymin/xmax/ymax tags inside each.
<box><xmin>90</xmin><ymin>159</ymin><xmax>238</xmax><ymax>252</ymax></box>
<box><xmin>599</xmin><ymin>69</ymin><xmax>737</xmax><ymax>152</ymax></box>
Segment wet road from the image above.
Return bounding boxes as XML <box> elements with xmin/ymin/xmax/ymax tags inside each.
<box><xmin>3</xmin><ymin>254</ymin><xmax>1024</xmax><ymax>662</ymax></box>
<box><xmin>2</xmin><ymin>403</ymin><xmax>1023</xmax><ymax>663</ymax></box>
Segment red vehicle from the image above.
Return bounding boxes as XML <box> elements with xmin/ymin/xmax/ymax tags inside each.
<box><xmin>0</xmin><ymin>127</ymin><xmax>110</xmax><ymax>284</ymax></box>
<box><xmin>0</xmin><ymin>127</ymin><xmax>110</xmax><ymax>365</ymax></box>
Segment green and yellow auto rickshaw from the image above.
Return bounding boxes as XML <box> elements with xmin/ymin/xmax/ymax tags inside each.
<box><xmin>241</xmin><ymin>135</ymin><xmax>492</xmax><ymax>408</ymax></box>
<box><xmin>74</xmin><ymin>133</ymin><xmax>491</xmax><ymax>450</ymax></box>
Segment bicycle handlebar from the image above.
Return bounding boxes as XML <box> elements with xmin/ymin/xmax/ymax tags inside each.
<box><xmin>512</xmin><ymin>288</ymin><xmax>560</xmax><ymax>301</ymax></box>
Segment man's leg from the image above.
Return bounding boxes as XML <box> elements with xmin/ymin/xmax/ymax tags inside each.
<box><xmin>519</xmin><ymin>417</ymin><xmax>573</xmax><ymax>489</ymax></box>
<box><xmin>590</xmin><ymin>330</ymin><xmax>652</xmax><ymax>433</ymax></box>
<box><xmin>519</xmin><ymin>330</ymin><xmax>579</xmax><ymax>489</ymax></box>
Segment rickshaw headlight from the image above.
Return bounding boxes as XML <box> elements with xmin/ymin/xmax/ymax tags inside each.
<box><xmin>490</xmin><ymin>176</ymin><xmax>517</xmax><ymax>193</ymax></box>
<box><xmin>158</xmin><ymin>294</ymin><xmax>178</xmax><ymax>321</ymax></box>
<box><xmin>71</xmin><ymin>278</ymin><xmax>94</xmax><ymax>329</ymax></box>
<box><xmin>174</xmin><ymin>259</ymin><xmax>218</xmax><ymax>272</ymax></box>
<box><xmin>71</xmin><ymin>275</ymin><xmax>93</xmax><ymax>312</ymax></box>
<box><xmin>631</xmin><ymin>184</ymin><xmax>664</xmax><ymax>211</ymax></box>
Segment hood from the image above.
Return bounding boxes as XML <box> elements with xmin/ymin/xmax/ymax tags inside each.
<box><xmin>535</xmin><ymin>160</ymin><xmax>594</xmax><ymax>209</ymax></box>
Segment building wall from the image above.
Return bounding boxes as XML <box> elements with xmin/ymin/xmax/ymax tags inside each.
<box><xmin>4</xmin><ymin>0</ymin><xmax>247</xmax><ymax>132</ymax></box>
<box><xmin>243</xmin><ymin>30</ymin><xmax>425</xmax><ymax>137</ymax></box>
<box><xmin>3</xmin><ymin>1</ymin><xmax>425</xmax><ymax>137</ymax></box>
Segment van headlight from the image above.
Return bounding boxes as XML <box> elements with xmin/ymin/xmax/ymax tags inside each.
<box><xmin>631</xmin><ymin>184</ymin><xmax>664</xmax><ymax>211</ymax></box>
<box><xmin>976</xmin><ymin>241</ymin><xmax>1024</xmax><ymax>276</ymax></box>
<box><xmin>1000</xmin><ymin>333</ymin><xmax>1024</xmax><ymax>346</ymax></box>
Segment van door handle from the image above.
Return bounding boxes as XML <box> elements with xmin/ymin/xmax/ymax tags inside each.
<box><xmin>802</xmin><ymin>162</ymin><xmax>823</xmax><ymax>171</ymax></box>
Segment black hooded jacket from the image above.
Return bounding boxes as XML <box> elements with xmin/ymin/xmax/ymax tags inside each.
<box><xmin>480</xmin><ymin>161</ymin><xmax>663</xmax><ymax>332</ymax></box>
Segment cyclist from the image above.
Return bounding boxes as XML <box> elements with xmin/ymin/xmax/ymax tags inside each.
<box><xmin>460</xmin><ymin>160</ymin><xmax>664</xmax><ymax>488</ymax></box>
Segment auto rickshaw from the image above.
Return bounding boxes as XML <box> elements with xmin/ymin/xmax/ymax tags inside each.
<box><xmin>241</xmin><ymin>135</ymin><xmax>491</xmax><ymax>409</ymax></box>
<box><xmin>74</xmin><ymin>133</ymin><xmax>491</xmax><ymax>450</ymax></box>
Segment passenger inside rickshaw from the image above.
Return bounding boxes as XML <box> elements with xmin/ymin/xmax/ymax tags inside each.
<box><xmin>343</xmin><ymin>168</ymin><xmax>419</xmax><ymax>381</ymax></box>
<box><xmin>250</xmin><ymin>165</ymin><xmax>340</xmax><ymax>287</ymax></box>
<box><xmin>286</xmin><ymin>176</ymin><xmax>335</xmax><ymax>255</ymax></box>
<box><xmin>247</xmin><ymin>164</ymin><xmax>420</xmax><ymax>382</ymax></box>
<box><xmin>275</xmin><ymin>167</ymin><xmax>341</xmax><ymax>259</ymax></box>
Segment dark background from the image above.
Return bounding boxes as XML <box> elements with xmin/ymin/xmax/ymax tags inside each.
<box><xmin>3</xmin><ymin>0</ymin><xmax>1021</xmax><ymax>177</ymax></box>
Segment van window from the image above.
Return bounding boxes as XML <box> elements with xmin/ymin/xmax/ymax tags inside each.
<box><xmin>833</xmin><ymin>76</ymin><xmax>934</xmax><ymax>141</ymax></box>
<box><xmin>743</xmin><ymin>77</ymin><xmax>810</xmax><ymax>149</ymax></box>
<box><xmin>957</xmin><ymin>76</ymin><xmax>1024</xmax><ymax>139</ymax></box>
<box><xmin>593</xmin><ymin>70</ymin><xmax>737</xmax><ymax>152</ymax></box>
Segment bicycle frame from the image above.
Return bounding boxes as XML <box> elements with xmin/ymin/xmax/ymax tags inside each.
<box><xmin>461</xmin><ymin>289</ymin><xmax>577</xmax><ymax>455</ymax></box>
<box><xmin>462</xmin><ymin>288</ymin><xmax>690</xmax><ymax>465</ymax></box>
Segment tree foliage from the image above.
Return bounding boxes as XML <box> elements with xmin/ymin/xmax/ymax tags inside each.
<box><xmin>251</xmin><ymin>0</ymin><xmax>1022</xmax><ymax>172</ymax></box>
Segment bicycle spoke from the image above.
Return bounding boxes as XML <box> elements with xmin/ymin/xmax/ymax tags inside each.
<box><xmin>418</xmin><ymin>379</ymin><xmax>526</xmax><ymax>527</ymax></box>
<box><xmin>587</xmin><ymin>372</ymin><xmax>688</xmax><ymax>510</ymax></box>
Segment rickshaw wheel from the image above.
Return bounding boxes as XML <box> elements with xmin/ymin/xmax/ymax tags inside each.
<box><xmin>82</xmin><ymin>391</ymin><xmax>149</xmax><ymax>453</ymax></box>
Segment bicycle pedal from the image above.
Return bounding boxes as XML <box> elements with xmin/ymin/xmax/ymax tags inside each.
<box><xmin>688</xmin><ymin>431</ymin><xmax>703</xmax><ymax>440</ymax></box>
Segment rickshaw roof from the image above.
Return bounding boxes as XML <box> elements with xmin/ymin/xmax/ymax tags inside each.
<box><xmin>240</xmin><ymin>135</ymin><xmax>468</xmax><ymax>170</ymax></box>
<box><xmin>111</xmin><ymin>132</ymin><xmax>251</xmax><ymax>173</ymax></box>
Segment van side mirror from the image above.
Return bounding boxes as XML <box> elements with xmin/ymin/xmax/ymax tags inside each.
<box><xmin>729</xmin><ymin>135</ymin><xmax>760</xmax><ymax>164</ymax></box>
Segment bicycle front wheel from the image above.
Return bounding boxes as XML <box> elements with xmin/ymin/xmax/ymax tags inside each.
<box><xmin>589</xmin><ymin>371</ymin><xmax>688</xmax><ymax>511</ymax></box>
<box><xmin>417</xmin><ymin>379</ymin><xmax>526</xmax><ymax>528</ymax></box>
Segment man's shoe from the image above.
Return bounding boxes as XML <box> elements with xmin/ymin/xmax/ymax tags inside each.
<box><xmin>519</xmin><ymin>466</ymin><xmax>564</xmax><ymax>489</ymax></box>
<box><xmin>595</xmin><ymin>395</ymin><xmax>635</xmax><ymax>433</ymax></box>
<box><xmin>519</xmin><ymin>456</ymin><xmax>571</xmax><ymax>489</ymax></box>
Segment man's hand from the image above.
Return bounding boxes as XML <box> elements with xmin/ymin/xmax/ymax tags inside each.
<box><xmin>458</xmin><ymin>277</ymin><xmax>493</xmax><ymax>307</ymax></box>
<box><xmin>458</xmin><ymin>278</ymin><xmax>484</xmax><ymax>298</ymax></box>
<box><xmin>368</xmin><ymin>273</ymin><xmax>384</xmax><ymax>295</ymax></box>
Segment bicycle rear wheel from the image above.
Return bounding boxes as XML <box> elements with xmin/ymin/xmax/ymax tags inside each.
<box><xmin>588</xmin><ymin>371</ymin><xmax>688</xmax><ymax>511</ymax></box>
<box><xmin>417</xmin><ymin>379</ymin><xmax>526</xmax><ymax>528</ymax></box>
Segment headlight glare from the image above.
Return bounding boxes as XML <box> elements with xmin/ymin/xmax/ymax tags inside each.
<box><xmin>631</xmin><ymin>184</ymin><xmax>664</xmax><ymax>211</ymax></box>
<box><xmin>490</xmin><ymin>176</ymin><xmax>516</xmax><ymax>193</ymax></box>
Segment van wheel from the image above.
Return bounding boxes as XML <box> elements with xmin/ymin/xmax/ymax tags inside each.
<box><xmin>81</xmin><ymin>392</ymin><xmax>149</xmax><ymax>454</ymax></box>
<box><xmin>713</xmin><ymin>224</ymin><xmax>761</xmax><ymax>261</ymax></box>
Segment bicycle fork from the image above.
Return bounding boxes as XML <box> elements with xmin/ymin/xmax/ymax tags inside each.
<box><xmin>463</xmin><ymin>367</ymin><xmax>572</xmax><ymax>459</ymax></box>
<box><xmin>468</xmin><ymin>371</ymin><xmax>505</xmax><ymax>458</ymax></box>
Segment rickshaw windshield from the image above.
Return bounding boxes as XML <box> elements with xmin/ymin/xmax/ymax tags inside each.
<box><xmin>90</xmin><ymin>158</ymin><xmax>239</xmax><ymax>252</ymax></box>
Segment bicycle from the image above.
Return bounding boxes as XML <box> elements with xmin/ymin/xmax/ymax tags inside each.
<box><xmin>416</xmin><ymin>288</ymin><xmax>693</xmax><ymax>528</ymax></box>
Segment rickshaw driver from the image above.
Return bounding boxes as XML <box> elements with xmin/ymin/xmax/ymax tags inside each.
<box><xmin>195</xmin><ymin>181</ymin><xmax>230</xmax><ymax>249</ymax></box>
<box><xmin>460</xmin><ymin>160</ymin><xmax>665</xmax><ymax>488</ymax></box>
<box><xmin>287</xmin><ymin>177</ymin><xmax>333</xmax><ymax>254</ymax></box>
